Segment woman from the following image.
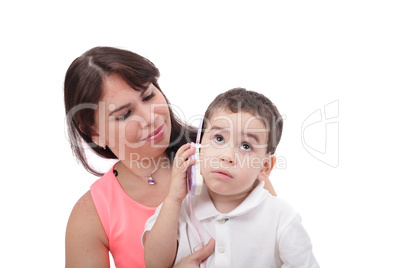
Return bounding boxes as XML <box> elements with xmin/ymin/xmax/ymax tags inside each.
<box><xmin>64</xmin><ymin>46</ymin><xmax>276</xmax><ymax>267</ymax></box>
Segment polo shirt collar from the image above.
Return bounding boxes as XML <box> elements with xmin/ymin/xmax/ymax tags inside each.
<box><xmin>193</xmin><ymin>181</ymin><xmax>269</xmax><ymax>221</ymax></box>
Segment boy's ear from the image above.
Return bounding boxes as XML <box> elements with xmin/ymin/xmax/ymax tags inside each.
<box><xmin>257</xmin><ymin>156</ymin><xmax>276</xmax><ymax>181</ymax></box>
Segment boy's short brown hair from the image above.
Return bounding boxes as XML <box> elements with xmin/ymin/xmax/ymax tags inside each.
<box><xmin>203</xmin><ymin>88</ymin><xmax>283</xmax><ymax>154</ymax></box>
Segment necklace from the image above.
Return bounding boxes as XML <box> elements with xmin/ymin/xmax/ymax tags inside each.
<box><xmin>113</xmin><ymin>166</ymin><xmax>160</xmax><ymax>185</ymax></box>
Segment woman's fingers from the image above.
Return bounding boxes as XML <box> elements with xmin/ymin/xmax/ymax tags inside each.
<box><xmin>173</xmin><ymin>239</ymin><xmax>215</xmax><ymax>267</ymax></box>
<box><xmin>191</xmin><ymin>238</ymin><xmax>215</xmax><ymax>264</ymax></box>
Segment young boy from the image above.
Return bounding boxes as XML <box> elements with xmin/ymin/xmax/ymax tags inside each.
<box><xmin>143</xmin><ymin>88</ymin><xmax>319</xmax><ymax>267</ymax></box>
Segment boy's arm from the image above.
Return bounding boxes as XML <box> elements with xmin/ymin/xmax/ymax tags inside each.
<box><xmin>144</xmin><ymin>143</ymin><xmax>196</xmax><ymax>268</ymax></box>
<box><xmin>279</xmin><ymin>215</ymin><xmax>320</xmax><ymax>267</ymax></box>
<box><xmin>144</xmin><ymin>197</ymin><xmax>183</xmax><ymax>268</ymax></box>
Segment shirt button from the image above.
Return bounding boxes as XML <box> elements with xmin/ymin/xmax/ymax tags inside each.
<box><xmin>218</xmin><ymin>218</ymin><xmax>228</xmax><ymax>224</ymax></box>
<box><xmin>218</xmin><ymin>247</ymin><xmax>225</xmax><ymax>253</ymax></box>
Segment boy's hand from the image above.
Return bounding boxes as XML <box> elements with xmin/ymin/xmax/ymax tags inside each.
<box><xmin>167</xmin><ymin>143</ymin><xmax>196</xmax><ymax>204</ymax></box>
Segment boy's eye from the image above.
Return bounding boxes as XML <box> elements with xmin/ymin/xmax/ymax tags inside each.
<box><xmin>117</xmin><ymin>110</ymin><xmax>131</xmax><ymax>121</ymax></box>
<box><xmin>240</xmin><ymin>143</ymin><xmax>252</xmax><ymax>151</ymax></box>
<box><xmin>213</xmin><ymin>135</ymin><xmax>224</xmax><ymax>144</ymax></box>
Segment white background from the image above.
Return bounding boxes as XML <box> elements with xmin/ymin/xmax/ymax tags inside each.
<box><xmin>1</xmin><ymin>1</ymin><xmax>401</xmax><ymax>267</ymax></box>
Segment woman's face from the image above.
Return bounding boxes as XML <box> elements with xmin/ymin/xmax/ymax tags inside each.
<box><xmin>93</xmin><ymin>74</ymin><xmax>171</xmax><ymax>164</ymax></box>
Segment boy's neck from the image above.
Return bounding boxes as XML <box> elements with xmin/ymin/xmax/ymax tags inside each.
<box><xmin>207</xmin><ymin>181</ymin><xmax>258</xmax><ymax>213</ymax></box>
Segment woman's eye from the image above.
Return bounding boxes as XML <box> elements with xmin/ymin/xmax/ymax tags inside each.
<box><xmin>241</xmin><ymin>143</ymin><xmax>252</xmax><ymax>151</ymax></box>
<box><xmin>117</xmin><ymin>110</ymin><xmax>131</xmax><ymax>121</ymax></box>
<box><xmin>143</xmin><ymin>92</ymin><xmax>155</xmax><ymax>101</ymax></box>
<box><xmin>213</xmin><ymin>135</ymin><xmax>224</xmax><ymax>144</ymax></box>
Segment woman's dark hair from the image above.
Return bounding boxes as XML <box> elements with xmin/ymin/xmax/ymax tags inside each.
<box><xmin>64</xmin><ymin>46</ymin><xmax>196</xmax><ymax>176</ymax></box>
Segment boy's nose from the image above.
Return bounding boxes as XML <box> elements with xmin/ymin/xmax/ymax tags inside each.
<box><xmin>219</xmin><ymin>148</ymin><xmax>235</xmax><ymax>164</ymax></box>
<box><xmin>220</xmin><ymin>155</ymin><xmax>233</xmax><ymax>164</ymax></box>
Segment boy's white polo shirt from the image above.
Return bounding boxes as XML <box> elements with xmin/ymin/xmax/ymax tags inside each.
<box><xmin>143</xmin><ymin>181</ymin><xmax>319</xmax><ymax>267</ymax></box>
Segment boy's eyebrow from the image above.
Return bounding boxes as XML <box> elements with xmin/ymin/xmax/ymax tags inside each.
<box><xmin>109</xmin><ymin>103</ymin><xmax>131</xmax><ymax>116</ymax></box>
<box><xmin>210</xmin><ymin>126</ymin><xmax>228</xmax><ymax>132</ymax></box>
<box><xmin>243</xmin><ymin>132</ymin><xmax>260</xmax><ymax>143</ymax></box>
<box><xmin>209</xmin><ymin>126</ymin><xmax>262</xmax><ymax>143</ymax></box>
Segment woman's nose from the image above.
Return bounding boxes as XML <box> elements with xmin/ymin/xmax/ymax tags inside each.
<box><xmin>137</xmin><ymin>104</ymin><xmax>153</xmax><ymax>128</ymax></box>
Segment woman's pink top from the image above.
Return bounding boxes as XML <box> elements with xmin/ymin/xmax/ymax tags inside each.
<box><xmin>90</xmin><ymin>166</ymin><xmax>157</xmax><ymax>268</ymax></box>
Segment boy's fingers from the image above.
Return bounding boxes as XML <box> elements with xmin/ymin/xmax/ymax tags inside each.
<box><xmin>175</xmin><ymin>143</ymin><xmax>191</xmax><ymax>156</ymax></box>
<box><xmin>174</xmin><ymin>143</ymin><xmax>190</xmax><ymax>165</ymax></box>
<box><xmin>180</xmin><ymin>158</ymin><xmax>197</xmax><ymax>174</ymax></box>
<box><xmin>182</xmin><ymin>145</ymin><xmax>196</xmax><ymax>159</ymax></box>
<box><xmin>175</xmin><ymin>145</ymin><xmax>196</xmax><ymax>166</ymax></box>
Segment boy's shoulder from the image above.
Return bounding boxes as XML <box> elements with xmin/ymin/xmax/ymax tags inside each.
<box><xmin>258</xmin><ymin>191</ymin><xmax>301</xmax><ymax>230</ymax></box>
<box><xmin>264</xmin><ymin>193</ymin><xmax>298</xmax><ymax>215</ymax></box>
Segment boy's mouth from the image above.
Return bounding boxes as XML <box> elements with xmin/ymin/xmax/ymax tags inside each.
<box><xmin>212</xmin><ymin>169</ymin><xmax>233</xmax><ymax>181</ymax></box>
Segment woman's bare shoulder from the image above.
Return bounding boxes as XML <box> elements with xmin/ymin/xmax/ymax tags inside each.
<box><xmin>65</xmin><ymin>191</ymin><xmax>110</xmax><ymax>267</ymax></box>
<box><xmin>70</xmin><ymin>191</ymin><xmax>99</xmax><ymax>218</ymax></box>
<box><xmin>67</xmin><ymin>191</ymin><xmax>100</xmax><ymax>227</ymax></box>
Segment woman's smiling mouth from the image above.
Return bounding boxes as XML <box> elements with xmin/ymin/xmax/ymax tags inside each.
<box><xmin>142</xmin><ymin>124</ymin><xmax>165</xmax><ymax>142</ymax></box>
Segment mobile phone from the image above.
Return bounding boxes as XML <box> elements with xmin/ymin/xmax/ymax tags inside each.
<box><xmin>187</xmin><ymin>121</ymin><xmax>203</xmax><ymax>195</ymax></box>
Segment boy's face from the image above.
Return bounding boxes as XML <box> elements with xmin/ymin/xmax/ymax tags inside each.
<box><xmin>200</xmin><ymin>109</ymin><xmax>272</xmax><ymax>199</ymax></box>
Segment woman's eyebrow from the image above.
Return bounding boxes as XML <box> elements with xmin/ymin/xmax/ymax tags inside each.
<box><xmin>107</xmin><ymin>87</ymin><xmax>150</xmax><ymax>117</ymax></box>
<box><xmin>140</xmin><ymin>87</ymin><xmax>148</xmax><ymax>97</ymax></box>
<box><xmin>109</xmin><ymin>103</ymin><xmax>130</xmax><ymax>116</ymax></box>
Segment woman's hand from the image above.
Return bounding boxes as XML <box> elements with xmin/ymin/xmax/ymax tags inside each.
<box><xmin>167</xmin><ymin>143</ymin><xmax>196</xmax><ymax>204</ymax></box>
<box><xmin>174</xmin><ymin>238</ymin><xmax>215</xmax><ymax>268</ymax></box>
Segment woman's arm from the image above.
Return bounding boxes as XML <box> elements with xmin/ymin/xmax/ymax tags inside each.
<box><xmin>65</xmin><ymin>191</ymin><xmax>110</xmax><ymax>268</ymax></box>
<box><xmin>264</xmin><ymin>178</ymin><xmax>277</xmax><ymax>196</ymax></box>
<box><xmin>174</xmin><ymin>238</ymin><xmax>215</xmax><ymax>268</ymax></box>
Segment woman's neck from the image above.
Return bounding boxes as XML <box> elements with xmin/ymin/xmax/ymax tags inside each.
<box><xmin>114</xmin><ymin>155</ymin><xmax>173</xmax><ymax>207</ymax></box>
<box><xmin>120</xmin><ymin>153</ymin><xmax>171</xmax><ymax>179</ymax></box>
